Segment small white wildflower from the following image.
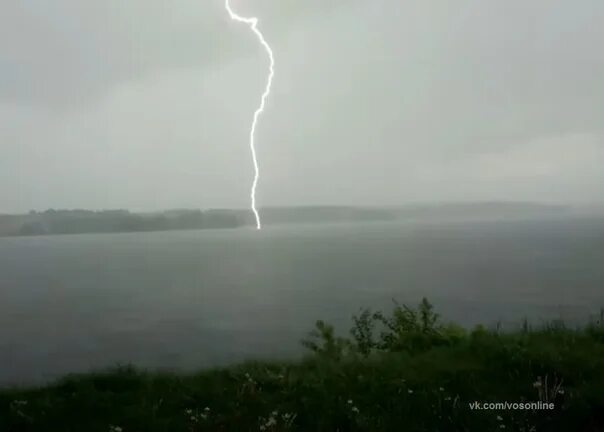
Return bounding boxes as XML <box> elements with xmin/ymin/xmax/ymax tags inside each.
<box><xmin>347</xmin><ymin>399</ymin><xmax>353</xmax><ymax>404</ymax></box>
<box><xmin>408</xmin><ymin>389</ymin><xmax>414</xmax><ymax>394</ymax></box>
<box><xmin>185</xmin><ymin>409</ymin><xmax>192</xmax><ymax>415</ymax></box>
<box><xmin>444</xmin><ymin>396</ymin><xmax>452</xmax><ymax>401</ymax></box>
<box><xmin>271</xmin><ymin>410</ymin><xmax>278</xmax><ymax>416</ymax></box>
<box><xmin>439</xmin><ymin>387</ymin><xmax>444</xmax><ymax>392</ymax></box>
<box><xmin>204</xmin><ymin>406</ymin><xmax>210</xmax><ymax>412</ymax></box>
<box><xmin>533</xmin><ymin>377</ymin><xmax>542</xmax><ymax>388</ymax></box>
<box><xmin>499</xmin><ymin>425</ymin><xmax>506</xmax><ymax>429</ymax></box>
<box><xmin>260</xmin><ymin>425</ymin><xmax>266</xmax><ymax>431</ymax></box>
<box><xmin>266</xmin><ymin>417</ymin><xmax>277</xmax><ymax>427</ymax></box>
<box><xmin>351</xmin><ymin>406</ymin><xmax>360</xmax><ymax>414</ymax></box>
<box><xmin>558</xmin><ymin>389</ymin><xmax>565</xmax><ymax>395</ymax></box>
<box><xmin>496</xmin><ymin>415</ymin><xmax>503</xmax><ymax>421</ymax></box>
<box><xmin>200</xmin><ymin>413</ymin><xmax>208</xmax><ymax>420</ymax></box>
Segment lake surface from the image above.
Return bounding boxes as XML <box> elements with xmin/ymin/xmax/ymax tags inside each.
<box><xmin>1</xmin><ymin>217</ymin><xmax>604</xmax><ymax>385</ymax></box>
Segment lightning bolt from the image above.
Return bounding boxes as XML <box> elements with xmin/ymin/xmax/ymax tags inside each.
<box><xmin>224</xmin><ymin>0</ymin><xmax>275</xmax><ymax>230</ymax></box>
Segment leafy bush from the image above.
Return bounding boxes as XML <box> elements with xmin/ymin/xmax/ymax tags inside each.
<box><xmin>315</xmin><ymin>298</ymin><xmax>463</xmax><ymax>357</ymax></box>
<box><xmin>350</xmin><ymin>308</ymin><xmax>376</xmax><ymax>357</ymax></box>
<box><xmin>301</xmin><ymin>320</ymin><xmax>349</xmax><ymax>360</ymax></box>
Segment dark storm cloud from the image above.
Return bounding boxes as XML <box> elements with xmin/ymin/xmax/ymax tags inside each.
<box><xmin>0</xmin><ymin>0</ymin><xmax>350</xmax><ymax>107</ymax></box>
<box><xmin>1</xmin><ymin>0</ymin><xmax>603</xmax><ymax>213</ymax></box>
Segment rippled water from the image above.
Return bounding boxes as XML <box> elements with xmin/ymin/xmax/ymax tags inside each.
<box><xmin>1</xmin><ymin>217</ymin><xmax>603</xmax><ymax>384</ymax></box>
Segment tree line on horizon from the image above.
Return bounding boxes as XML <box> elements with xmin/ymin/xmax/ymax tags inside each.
<box><xmin>1</xmin><ymin>209</ymin><xmax>245</xmax><ymax>236</ymax></box>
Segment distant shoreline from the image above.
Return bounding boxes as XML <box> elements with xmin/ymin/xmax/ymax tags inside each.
<box><xmin>0</xmin><ymin>202</ymin><xmax>577</xmax><ymax>238</ymax></box>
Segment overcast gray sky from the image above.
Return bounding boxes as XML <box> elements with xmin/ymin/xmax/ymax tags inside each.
<box><xmin>1</xmin><ymin>0</ymin><xmax>603</xmax><ymax>213</ymax></box>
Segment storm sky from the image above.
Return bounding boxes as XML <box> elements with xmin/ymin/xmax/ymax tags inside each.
<box><xmin>1</xmin><ymin>0</ymin><xmax>603</xmax><ymax>213</ymax></box>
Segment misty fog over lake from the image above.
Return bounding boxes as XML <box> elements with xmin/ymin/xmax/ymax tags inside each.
<box><xmin>1</xmin><ymin>216</ymin><xmax>603</xmax><ymax>385</ymax></box>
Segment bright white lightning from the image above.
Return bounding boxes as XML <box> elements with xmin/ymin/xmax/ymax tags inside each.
<box><xmin>224</xmin><ymin>0</ymin><xmax>275</xmax><ymax>230</ymax></box>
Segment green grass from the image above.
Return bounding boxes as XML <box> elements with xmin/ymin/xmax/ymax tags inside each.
<box><xmin>3</xmin><ymin>300</ymin><xmax>604</xmax><ymax>431</ymax></box>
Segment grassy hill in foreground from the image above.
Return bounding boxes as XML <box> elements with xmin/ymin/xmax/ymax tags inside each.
<box><xmin>2</xmin><ymin>300</ymin><xmax>604</xmax><ymax>431</ymax></box>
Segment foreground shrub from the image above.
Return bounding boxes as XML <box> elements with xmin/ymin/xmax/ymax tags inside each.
<box><xmin>3</xmin><ymin>299</ymin><xmax>604</xmax><ymax>431</ymax></box>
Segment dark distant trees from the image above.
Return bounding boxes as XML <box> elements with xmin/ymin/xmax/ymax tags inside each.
<box><xmin>18</xmin><ymin>221</ymin><xmax>49</xmax><ymax>236</ymax></box>
<box><xmin>10</xmin><ymin>209</ymin><xmax>245</xmax><ymax>237</ymax></box>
